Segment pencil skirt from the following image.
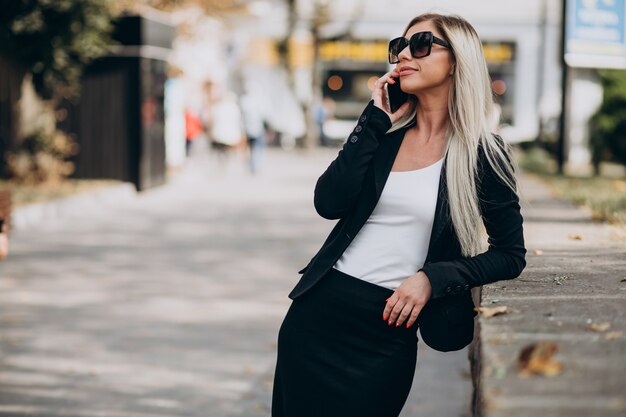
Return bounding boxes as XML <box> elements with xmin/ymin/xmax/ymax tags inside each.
<box><xmin>271</xmin><ymin>267</ymin><xmax>419</xmax><ymax>417</ymax></box>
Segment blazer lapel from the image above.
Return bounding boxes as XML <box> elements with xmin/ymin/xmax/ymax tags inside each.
<box><xmin>371</xmin><ymin>121</ymin><xmax>450</xmax><ymax>256</ymax></box>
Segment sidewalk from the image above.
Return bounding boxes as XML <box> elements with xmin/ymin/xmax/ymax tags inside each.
<box><xmin>473</xmin><ymin>171</ymin><xmax>626</xmax><ymax>417</ymax></box>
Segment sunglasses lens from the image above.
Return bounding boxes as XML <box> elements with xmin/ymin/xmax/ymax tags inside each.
<box><xmin>388</xmin><ymin>37</ymin><xmax>407</xmax><ymax>63</ymax></box>
<box><xmin>410</xmin><ymin>32</ymin><xmax>432</xmax><ymax>58</ymax></box>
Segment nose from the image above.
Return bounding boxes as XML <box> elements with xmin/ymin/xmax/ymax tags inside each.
<box><xmin>397</xmin><ymin>44</ymin><xmax>412</xmax><ymax>61</ymax></box>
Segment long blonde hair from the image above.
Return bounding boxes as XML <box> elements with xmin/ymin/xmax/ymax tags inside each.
<box><xmin>389</xmin><ymin>13</ymin><xmax>520</xmax><ymax>257</ymax></box>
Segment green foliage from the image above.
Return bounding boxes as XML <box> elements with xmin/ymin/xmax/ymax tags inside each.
<box><xmin>0</xmin><ymin>0</ymin><xmax>116</xmax><ymax>100</ymax></box>
<box><xmin>589</xmin><ymin>69</ymin><xmax>626</xmax><ymax>168</ymax></box>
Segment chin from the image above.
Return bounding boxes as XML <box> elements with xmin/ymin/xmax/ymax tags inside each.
<box><xmin>400</xmin><ymin>79</ymin><xmax>423</xmax><ymax>95</ymax></box>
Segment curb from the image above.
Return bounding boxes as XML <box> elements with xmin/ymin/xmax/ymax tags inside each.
<box><xmin>11</xmin><ymin>182</ymin><xmax>137</xmax><ymax>230</ymax></box>
<box><xmin>471</xmin><ymin>172</ymin><xmax>626</xmax><ymax>417</ymax></box>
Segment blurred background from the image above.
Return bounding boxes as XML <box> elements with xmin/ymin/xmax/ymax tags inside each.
<box><xmin>0</xmin><ymin>1</ymin><xmax>625</xmax><ymax>416</ymax></box>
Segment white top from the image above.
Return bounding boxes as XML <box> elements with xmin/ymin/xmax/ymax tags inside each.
<box><xmin>332</xmin><ymin>156</ymin><xmax>444</xmax><ymax>290</ymax></box>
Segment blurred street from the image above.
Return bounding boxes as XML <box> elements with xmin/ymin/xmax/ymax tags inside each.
<box><xmin>0</xmin><ymin>148</ymin><xmax>472</xmax><ymax>417</ymax></box>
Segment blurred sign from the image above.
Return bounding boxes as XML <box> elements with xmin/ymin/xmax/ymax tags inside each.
<box><xmin>482</xmin><ymin>42</ymin><xmax>515</xmax><ymax>64</ymax></box>
<box><xmin>319</xmin><ymin>41</ymin><xmax>388</xmax><ymax>62</ymax></box>
<box><xmin>565</xmin><ymin>0</ymin><xmax>626</xmax><ymax>69</ymax></box>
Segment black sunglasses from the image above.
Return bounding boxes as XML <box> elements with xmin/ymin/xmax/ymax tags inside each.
<box><xmin>388</xmin><ymin>31</ymin><xmax>452</xmax><ymax>64</ymax></box>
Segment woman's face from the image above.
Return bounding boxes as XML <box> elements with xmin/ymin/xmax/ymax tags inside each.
<box><xmin>395</xmin><ymin>20</ymin><xmax>455</xmax><ymax>96</ymax></box>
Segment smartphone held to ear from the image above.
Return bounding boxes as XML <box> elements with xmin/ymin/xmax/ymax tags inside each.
<box><xmin>387</xmin><ymin>76</ymin><xmax>409</xmax><ymax>113</ymax></box>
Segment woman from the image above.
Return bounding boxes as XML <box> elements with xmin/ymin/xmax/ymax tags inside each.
<box><xmin>272</xmin><ymin>13</ymin><xmax>526</xmax><ymax>417</ymax></box>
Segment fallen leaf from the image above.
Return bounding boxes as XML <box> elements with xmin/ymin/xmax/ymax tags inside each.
<box><xmin>605</xmin><ymin>331</ymin><xmax>623</xmax><ymax>340</ymax></box>
<box><xmin>568</xmin><ymin>234</ymin><xmax>583</xmax><ymax>240</ymax></box>
<box><xmin>553</xmin><ymin>275</ymin><xmax>569</xmax><ymax>285</ymax></box>
<box><xmin>475</xmin><ymin>305</ymin><xmax>509</xmax><ymax>318</ymax></box>
<box><xmin>612</xmin><ymin>180</ymin><xmax>626</xmax><ymax>192</ymax></box>
<box><xmin>533</xmin><ymin>249</ymin><xmax>544</xmax><ymax>255</ymax></box>
<box><xmin>588</xmin><ymin>322</ymin><xmax>611</xmax><ymax>332</ymax></box>
<box><xmin>517</xmin><ymin>342</ymin><xmax>563</xmax><ymax>377</ymax></box>
<box><xmin>621</xmin><ymin>277</ymin><xmax>626</xmax><ymax>282</ymax></box>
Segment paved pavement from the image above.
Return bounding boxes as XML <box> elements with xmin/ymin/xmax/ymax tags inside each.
<box><xmin>0</xmin><ymin>148</ymin><xmax>472</xmax><ymax>417</ymax></box>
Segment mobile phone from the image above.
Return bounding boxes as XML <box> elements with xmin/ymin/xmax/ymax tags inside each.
<box><xmin>387</xmin><ymin>76</ymin><xmax>409</xmax><ymax>113</ymax></box>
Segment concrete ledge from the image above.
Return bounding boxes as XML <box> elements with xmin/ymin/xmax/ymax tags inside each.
<box><xmin>472</xmin><ymin>173</ymin><xmax>626</xmax><ymax>417</ymax></box>
<box><xmin>11</xmin><ymin>182</ymin><xmax>137</xmax><ymax>230</ymax></box>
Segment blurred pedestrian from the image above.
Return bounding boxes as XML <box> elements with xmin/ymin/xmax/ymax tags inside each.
<box><xmin>240</xmin><ymin>92</ymin><xmax>266</xmax><ymax>174</ymax></box>
<box><xmin>272</xmin><ymin>13</ymin><xmax>526</xmax><ymax>417</ymax></box>
<box><xmin>314</xmin><ymin>97</ymin><xmax>335</xmax><ymax>147</ymax></box>
<box><xmin>208</xmin><ymin>92</ymin><xmax>244</xmax><ymax>169</ymax></box>
<box><xmin>0</xmin><ymin>218</ymin><xmax>8</xmax><ymax>261</ymax></box>
<box><xmin>184</xmin><ymin>109</ymin><xmax>203</xmax><ymax>156</ymax></box>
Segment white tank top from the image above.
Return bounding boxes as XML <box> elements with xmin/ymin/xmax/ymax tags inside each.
<box><xmin>332</xmin><ymin>156</ymin><xmax>444</xmax><ymax>290</ymax></box>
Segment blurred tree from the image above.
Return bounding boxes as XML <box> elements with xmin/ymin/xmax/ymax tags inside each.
<box><xmin>0</xmin><ymin>0</ymin><xmax>116</xmax><ymax>100</ymax></box>
<box><xmin>589</xmin><ymin>69</ymin><xmax>626</xmax><ymax>176</ymax></box>
<box><xmin>0</xmin><ymin>0</ymin><xmax>116</xmax><ymax>183</ymax></box>
<box><xmin>112</xmin><ymin>0</ymin><xmax>244</xmax><ymax>15</ymax></box>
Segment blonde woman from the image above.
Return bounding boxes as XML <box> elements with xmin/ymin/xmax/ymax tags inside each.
<box><xmin>272</xmin><ymin>13</ymin><xmax>526</xmax><ymax>417</ymax></box>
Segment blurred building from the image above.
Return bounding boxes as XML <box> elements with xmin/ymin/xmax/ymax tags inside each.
<box><xmin>292</xmin><ymin>0</ymin><xmax>565</xmax><ymax>144</ymax></box>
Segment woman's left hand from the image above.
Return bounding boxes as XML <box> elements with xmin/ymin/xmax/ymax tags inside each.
<box><xmin>383</xmin><ymin>271</ymin><xmax>433</xmax><ymax>328</ymax></box>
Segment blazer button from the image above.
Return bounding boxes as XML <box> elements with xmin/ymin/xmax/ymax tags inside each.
<box><xmin>360</xmin><ymin>115</ymin><xmax>367</xmax><ymax>122</ymax></box>
<box><xmin>455</xmin><ymin>285</ymin><xmax>462</xmax><ymax>292</ymax></box>
<box><xmin>445</xmin><ymin>287</ymin><xmax>452</xmax><ymax>293</ymax></box>
<box><xmin>349</xmin><ymin>135</ymin><xmax>358</xmax><ymax>143</ymax></box>
<box><xmin>354</xmin><ymin>125</ymin><xmax>363</xmax><ymax>133</ymax></box>
<box><xmin>464</xmin><ymin>284</ymin><xmax>470</xmax><ymax>291</ymax></box>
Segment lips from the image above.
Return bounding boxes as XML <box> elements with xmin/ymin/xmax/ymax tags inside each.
<box><xmin>398</xmin><ymin>67</ymin><xmax>418</xmax><ymax>76</ymax></box>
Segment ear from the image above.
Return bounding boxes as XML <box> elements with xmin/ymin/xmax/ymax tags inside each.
<box><xmin>449</xmin><ymin>63</ymin><xmax>455</xmax><ymax>76</ymax></box>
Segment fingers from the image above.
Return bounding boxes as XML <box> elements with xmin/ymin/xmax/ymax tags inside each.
<box><xmin>383</xmin><ymin>295</ymin><xmax>422</xmax><ymax>328</ymax></box>
<box><xmin>372</xmin><ymin>70</ymin><xmax>399</xmax><ymax>113</ymax></box>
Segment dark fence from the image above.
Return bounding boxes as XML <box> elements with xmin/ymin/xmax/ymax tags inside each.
<box><xmin>0</xmin><ymin>55</ymin><xmax>23</xmax><ymax>177</ymax></box>
<box><xmin>58</xmin><ymin>15</ymin><xmax>173</xmax><ymax>191</ymax></box>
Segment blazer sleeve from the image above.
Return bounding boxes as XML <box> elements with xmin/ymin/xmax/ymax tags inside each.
<box><xmin>314</xmin><ymin>100</ymin><xmax>392</xmax><ymax>220</ymax></box>
<box><xmin>418</xmin><ymin>137</ymin><xmax>527</xmax><ymax>299</ymax></box>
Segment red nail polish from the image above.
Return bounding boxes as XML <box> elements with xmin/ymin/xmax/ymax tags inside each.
<box><xmin>406</xmin><ymin>323</ymin><xmax>410</xmax><ymax>328</ymax></box>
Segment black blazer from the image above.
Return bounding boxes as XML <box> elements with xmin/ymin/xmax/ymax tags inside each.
<box><xmin>289</xmin><ymin>100</ymin><xmax>526</xmax><ymax>351</ymax></box>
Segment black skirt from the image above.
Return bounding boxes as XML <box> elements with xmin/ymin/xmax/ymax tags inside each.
<box><xmin>272</xmin><ymin>267</ymin><xmax>419</xmax><ymax>417</ymax></box>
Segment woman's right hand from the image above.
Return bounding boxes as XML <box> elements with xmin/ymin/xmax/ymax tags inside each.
<box><xmin>371</xmin><ymin>69</ymin><xmax>412</xmax><ymax>124</ymax></box>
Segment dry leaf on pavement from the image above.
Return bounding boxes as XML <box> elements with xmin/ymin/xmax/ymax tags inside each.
<box><xmin>517</xmin><ymin>341</ymin><xmax>563</xmax><ymax>377</ymax></box>
<box><xmin>533</xmin><ymin>249</ymin><xmax>543</xmax><ymax>255</ymax></box>
<box><xmin>568</xmin><ymin>234</ymin><xmax>583</xmax><ymax>240</ymax></box>
<box><xmin>475</xmin><ymin>306</ymin><xmax>509</xmax><ymax>318</ymax></box>
<box><xmin>604</xmin><ymin>331</ymin><xmax>623</xmax><ymax>340</ymax></box>
<box><xmin>587</xmin><ymin>322</ymin><xmax>611</xmax><ymax>332</ymax></box>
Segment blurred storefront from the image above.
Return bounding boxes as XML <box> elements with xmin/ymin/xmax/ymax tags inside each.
<box><xmin>290</xmin><ymin>0</ymin><xmax>564</xmax><ymax>144</ymax></box>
